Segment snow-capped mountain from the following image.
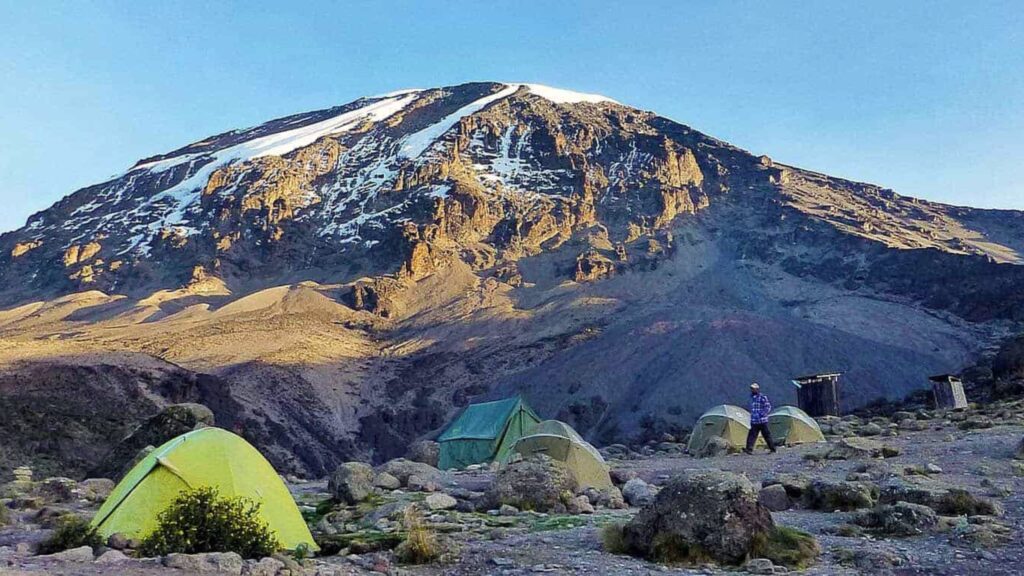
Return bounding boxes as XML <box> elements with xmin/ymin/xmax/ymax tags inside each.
<box><xmin>2</xmin><ymin>82</ymin><xmax>1024</xmax><ymax>476</ymax></box>
<box><xmin>3</xmin><ymin>81</ymin><xmax>1023</xmax><ymax>306</ymax></box>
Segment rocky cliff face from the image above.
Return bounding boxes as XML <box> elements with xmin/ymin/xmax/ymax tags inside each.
<box><xmin>1</xmin><ymin>82</ymin><xmax>1022</xmax><ymax>476</ymax></box>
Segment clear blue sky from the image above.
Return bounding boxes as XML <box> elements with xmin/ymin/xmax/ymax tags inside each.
<box><xmin>2</xmin><ymin>1</ymin><xmax>1022</xmax><ymax>233</ymax></box>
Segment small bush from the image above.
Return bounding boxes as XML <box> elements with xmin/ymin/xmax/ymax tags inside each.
<box><xmin>394</xmin><ymin>506</ymin><xmax>453</xmax><ymax>565</ymax></box>
<box><xmin>650</xmin><ymin>533</ymin><xmax>712</xmax><ymax>564</ymax></box>
<box><xmin>936</xmin><ymin>489</ymin><xmax>1000</xmax><ymax>516</ymax></box>
<box><xmin>38</xmin><ymin>515</ymin><xmax>102</xmax><ymax>555</ymax></box>
<box><xmin>750</xmin><ymin>526</ymin><xmax>820</xmax><ymax>569</ymax></box>
<box><xmin>139</xmin><ymin>487</ymin><xmax>280</xmax><ymax>559</ymax></box>
<box><xmin>292</xmin><ymin>542</ymin><xmax>311</xmax><ymax>562</ymax></box>
<box><xmin>600</xmin><ymin>522</ymin><xmax>630</xmax><ymax>555</ymax></box>
<box><xmin>0</xmin><ymin>503</ymin><xmax>9</xmax><ymax>526</ymax></box>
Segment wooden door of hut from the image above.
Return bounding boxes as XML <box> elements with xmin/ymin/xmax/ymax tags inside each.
<box><xmin>792</xmin><ymin>373</ymin><xmax>841</xmax><ymax>417</ymax></box>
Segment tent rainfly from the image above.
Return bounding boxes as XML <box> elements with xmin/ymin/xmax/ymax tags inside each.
<box><xmin>686</xmin><ymin>404</ymin><xmax>762</xmax><ymax>453</ymax></box>
<box><xmin>91</xmin><ymin>427</ymin><xmax>318</xmax><ymax>551</ymax></box>
<box><xmin>767</xmin><ymin>405</ymin><xmax>826</xmax><ymax>445</ymax></box>
<box><xmin>437</xmin><ymin>396</ymin><xmax>541</xmax><ymax>470</ymax></box>
<box><xmin>511</xmin><ymin>420</ymin><xmax>613</xmax><ymax>490</ymax></box>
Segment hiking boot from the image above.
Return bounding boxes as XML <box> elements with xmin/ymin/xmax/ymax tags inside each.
<box><xmin>743</xmin><ymin>449</ymin><xmax>753</xmax><ymax>455</ymax></box>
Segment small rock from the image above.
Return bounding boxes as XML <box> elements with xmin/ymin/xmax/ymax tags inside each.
<box><xmin>245</xmin><ymin>556</ymin><xmax>286</xmax><ymax>576</ymax></box>
<box><xmin>424</xmin><ymin>493</ymin><xmax>457</xmax><ymax>511</ymax></box>
<box><xmin>609</xmin><ymin>469</ymin><xmax>637</xmax><ymax>485</ymax></box>
<box><xmin>163</xmin><ymin>552</ymin><xmax>244</xmax><ymax>574</ymax></box>
<box><xmin>491</xmin><ymin>557</ymin><xmax>515</xmax><ymax>567</ymax></box>
<box><xmin>95</xmin><ymin>549</ymin><xmax>129</xmax><ymax>564</ymax></box>
<box><xmin>106</xmin><ymin>528</ymin><xmax>130</xmax><ymax>545</ymax></box>
<box><xmin>621</xmin><ymin>478</ymin><xmax>655</xmax><ymax>507</ymax></box>
<box><xmin>859</xmin><ymin>423</ymin><xmax>883</xmax><ymax>436</ymax></box>
<box><xmin>372</xmin><ymin>472</ymin><xmax>400</xmax><ymax>490</ymax></box>
<box><xmin>328</xmin><ymin>462</ymin><xmax>374</xmax><ymax>505</ymax></box>
<box><xmin>78</xmin><ymin>478</ymin><xmax>115</xmax><ymax>503</ymax></box>
<box><xmin>757</xmin><ymin>484</ymin><xmax>791</xmax><ymax>512</ymax></box>
<box><xmin>744</xmin><ymin>557</ymin><xmax>775</xmax><ymax>574</ymax></box>
<box><xmin>41</xmin><ymin>545</ymin><xmax>94</xmax><ymax>562</ymax></box>
<box><xmin>805</xmin><ymin>479</ymin><xmax>877</xmax><ymax>511</ymax></box>
<box><xmin>567</xmin><ymin>495</ymin><xmax>594</xmax><ymax>514</ymax></box>
<box><xmin>36</xmin><ymin>477</ymin><xmax>77</xmax><ymax>503</ymax></box>
<box><xmin>499</xmin><ymin>504</ymin><xmax>519</xmax><ymax>516</ymax></box>
<box><xmin>406</xmin><ymin>440</ymin><xmax>440</xmax><ymax>468</ymax></box>
<box><xmin>854</xmin><ymin>501</ymin><xmax>938</xmax><ymax>536</ymax></box>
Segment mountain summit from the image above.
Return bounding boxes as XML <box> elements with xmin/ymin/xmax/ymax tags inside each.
<box><xmin>1</xmin><ymin>82</ymin><xmax>1023</xmax><ymax>475</ymax></box>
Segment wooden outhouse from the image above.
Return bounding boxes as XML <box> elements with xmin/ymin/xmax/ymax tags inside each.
<box><xmin>928</xmin><ymin>374</ymin><xmax>968</xmax><ymax>410</ymax></box>
<box><xmin>791</xmin><ymin>373</ymin><xmax>842</xmax><ymax>417</ymax></box>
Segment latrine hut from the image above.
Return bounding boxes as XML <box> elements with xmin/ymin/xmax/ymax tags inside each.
<box><xmin>928</xmin><ymin>374</ymin><xmax>968</xmax><ymax>410</ymax></box>
<box><xmin>791</xmin><ymin>373</ymin><xmax>841</xmax><ymax>417</ymax></box>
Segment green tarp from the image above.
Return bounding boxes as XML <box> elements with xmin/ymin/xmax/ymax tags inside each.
<box><xmin>438</xmin><ymin>397</ymin><xmax>541</xmax><ymax>470</ymax></box>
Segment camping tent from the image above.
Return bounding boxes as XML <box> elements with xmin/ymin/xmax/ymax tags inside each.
<box><xmin>767</xmin><ymin>405</ymin><xmax>825</xmax><ymax>445</ymax></box>
<box><xmin>438</xmin><ymin>397</ymin><xmax>541</xmax><ymax>470</ymax></box>
<box><xmin>511</xmin><ymin>420</ymin><xmax>613</xmax><ymax>490</ymax></box>
<box><xmin>91</xmin><ymin>427</ymin><xmax>318</xmax><ymax>551</ymax></box>
<box><xmin>687</xmin><ymin>404</ymin><xmax>760</xmax><ymax>453</ymax></box>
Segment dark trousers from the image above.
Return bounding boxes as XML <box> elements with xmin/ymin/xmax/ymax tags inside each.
<box><xmin>746</xmin><ymin>423</ymin><xmax>776</xmax><ymax>452</ymax></box>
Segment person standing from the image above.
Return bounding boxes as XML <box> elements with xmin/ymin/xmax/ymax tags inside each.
<box><xmin>745</xmin><ymin>383</ymin><xmax>777</xmax><ymax>454</ymax></box>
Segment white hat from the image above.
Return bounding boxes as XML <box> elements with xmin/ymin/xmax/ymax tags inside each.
<box><xmin>750</xmin><ymin>382</ymin><xmax>760</xmax><ymax>390</ymax></box>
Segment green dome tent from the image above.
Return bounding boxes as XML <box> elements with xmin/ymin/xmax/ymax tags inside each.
<box><xmin>438</xmin><ymin>396</ymin><xmax>540</xmax><ymax>470</ymax></box>
<box><xmin>687</xmin><ymin>404</ymin><xmax>762</xmax><ymax>453</ymax></box>
<box><xmin>510</xmin><ymin>420</ymin><xmax>613</xmax><ymax>490</ymax></box>
<box><xmin>768</xmin><ymin>405</ymin><xmax>825</xmax><ymax>445</ymax></box>
<box><xmin>91</xmin><ymin>427</ymin><xmax>317</xmax><ymax>551</ymax></box>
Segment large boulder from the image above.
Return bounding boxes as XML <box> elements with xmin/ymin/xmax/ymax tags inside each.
<box><xmin>377</xmin><ymin>459</ymin><xmax>442</xmax><ymax>488</ymax></box>
<box><xmin>485</xmin><ymin>455</ymin><xmax>577</xmax><ymax>512</ymax></box>
<box><xmin>622</xmin><ymin>470</ymin><xmax>774</xmax><ymax>565</ymax></box>
<box><xmin>91</xmin><ymin>403</ymin><xmax>214</xmax><ymax>479</ymax></box>
<box><xmin>406</xmin><ymin>441</ymin><xmax>440</xmax><ymax>468</ymax></box>
<box><xmin>328</xmin><ymin>462</ymin><xmax>374</xmax><ymax>504</ymax></box>
<box><xmin>804</xmin><ymin>480</ymin><xmax>878</xmax><ymax>511</ymax></box>
<box><xmin>854</xmin><ymin>502</ymin><xmax>937</xmax><ymax>536</ymax></box>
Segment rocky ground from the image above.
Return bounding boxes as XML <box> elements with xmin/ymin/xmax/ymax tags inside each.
<box><xmin>2</xmin><ymin>400</ymin><xmax>1023</xmax><ymax>576</ymax></box>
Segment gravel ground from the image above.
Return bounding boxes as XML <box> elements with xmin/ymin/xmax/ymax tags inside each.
<box><xmin>1</xmin><ymin>420</ymin><xmax>1022</xmax><ymax>575</ymax></box>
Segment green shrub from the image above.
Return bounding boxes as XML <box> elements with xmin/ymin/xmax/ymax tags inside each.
<box><xmin>139</xmin><ymin>487</ymin><xmax>280</xmax><ymax>559</ymax></box>
<box><xmin>292</xmin><ymin>542</ymin><xmax>311</xmax><ymax>562</ymax></box>
<box><xmin>38</xmin><ymin>514</ymin><xmax>102</xmax><ymax>555</ymax></box>
<box><xmin>750</xmin><ymin>526</ymin><xmax>821</xmax><ymax>569</ymax></box>
<box><xmin>600</xmin><ymin>522</ymin><xmax>630</xmax><ymax>555</ymax></box>
<box><xmin>0</xmin><ymin>503</ymin><xmax>9</xmax><ymax>526</ymax></box>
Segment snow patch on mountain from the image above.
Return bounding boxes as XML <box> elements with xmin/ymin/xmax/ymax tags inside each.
<box><xmin>522</xmin><ymin>83</ymin><xmax>619</xmax><ymax>105</ymax></box>
<box><xmin>398</xmin><ymin>84</ymin><xmax>521</xmax><ymax>160</ymax></box>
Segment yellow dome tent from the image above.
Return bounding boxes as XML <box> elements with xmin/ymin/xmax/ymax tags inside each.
<box><xmin>767</xmin><ymin>405</ymin><xmax>825</xmax><ymax>445</ymax></box>
<box><xmin>91</xmin><ymin>427</ymin><xmax>317</xmax><ymax>551</ymax></box>
<box><xmin>687</xmin><ymin>404</ymin><xmax>762</xmax><ymax>453</ymax></box>
<box><xmin>510</xmin><ymin>420</ymin><xmax>614</xmax><ymax>491</ymax></box>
